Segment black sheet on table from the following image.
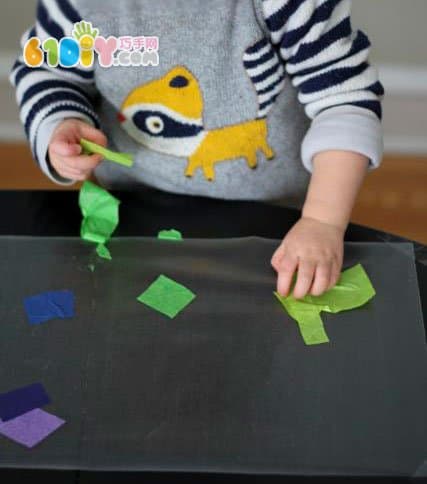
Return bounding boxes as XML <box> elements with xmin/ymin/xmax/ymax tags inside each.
<box><xmin>0</xmin><ymin>237</ymin><xmax>426</xmax><ymax>477</ymax></box>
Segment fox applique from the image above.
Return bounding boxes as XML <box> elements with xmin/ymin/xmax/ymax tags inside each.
<box><xmin>118</xmin><ymin>38</ymin><xmax>286</xmax><ymax>181</ymax></box>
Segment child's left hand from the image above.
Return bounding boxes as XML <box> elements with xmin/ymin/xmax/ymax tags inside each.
<box><xmin>271</xmin><ymin>217</ymin><xmax>344</xmax><ymax>299</ymax></box>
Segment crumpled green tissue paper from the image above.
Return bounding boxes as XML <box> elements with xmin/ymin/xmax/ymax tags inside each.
<box><xmin>79</xmin><ymin>181</ymin><xmax>120</xmax><ymax>261</ymax></box>
<box><xmin>157</xmin><ymin>229</ymin><xmax>183</xmax><ymax>241</ymax></box>
<box><xmin>96</xmin><ymin>243</ymin><xmax>112</xmax><ymax>260</ymax></box>
<box><xmin>274</xmin><ymin>264</ymin><xmax>376</xmax><ymax>345</ymax></box>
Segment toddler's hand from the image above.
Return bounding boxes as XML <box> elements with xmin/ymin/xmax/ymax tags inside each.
<box><xmin>271</xmin><ymin>217</ymin><xmax>344</xmax><ymax>299</ymax></box>
<box><xmin>48</xmin><ymin>119</ymin><xmax>107</xmax><ymax>181</ymax></box>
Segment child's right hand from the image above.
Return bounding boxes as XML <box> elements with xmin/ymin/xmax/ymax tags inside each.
<box><xmin>48</xmin><ymin>119</ymin><xmax>108</xmax><ymax>181</ymax></box>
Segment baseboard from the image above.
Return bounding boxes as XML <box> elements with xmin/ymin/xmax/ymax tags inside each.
<box><xmin>1</xmin><ymin>52</ymin><xmax>426</xmax><ymax>155</ymax></box>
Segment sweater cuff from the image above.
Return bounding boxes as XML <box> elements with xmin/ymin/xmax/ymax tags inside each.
<box><xmin>301</xmin><ymin>105</ymin><xmax>384</xmax><ymax>172</ymax></box>
<box><xmin>35</xmin><ymin>111</ymin><xmax>98</xmax><ymax>185</ymax></box>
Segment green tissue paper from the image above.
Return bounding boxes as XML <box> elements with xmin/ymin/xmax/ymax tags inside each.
<box><xmin>137</xmin><ymin>275</ymin><xmax>196</xmax><ymax>319</ymax></box>
<box><xmin>157</xmin><ymin>229</ymin><xmax>183</xmax><ymax>241</ymax></box>
<box><xmin>79</xmin><ymin>181</ymin><xmax>120</xmax><ymax>246</ymax></box>
<box><xmin>274</xmin><ymin>264</ymin><xmax>376</xmax><ymax>345</ymax></box>
<box><xmin>80</xmin><ymin>138</ymin><xmax>134</xmax><ymax>167</ymax></box>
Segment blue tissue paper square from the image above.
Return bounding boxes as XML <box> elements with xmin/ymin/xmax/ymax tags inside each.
<box><xmin>24</xmin><ymin>290</ymin><xmax>75</xmax><ymax>325</ymax></box>
<box><xmin>0</xmin><ymin>383</ymin><xmax>51</xmax><ymax>422</ymax></box>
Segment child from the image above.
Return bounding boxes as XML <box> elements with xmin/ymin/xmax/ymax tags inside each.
<box><xmin>10</xmin><ymin>0</ymin><xmax>384</xmax><ymax>299</ymax></box>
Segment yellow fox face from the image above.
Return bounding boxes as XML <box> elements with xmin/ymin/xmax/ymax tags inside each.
<box><xmin>118</xmin><ymin>64</ymin><xmax>275</xmax><ymax>181</ymax></box>
<box><xmin>118</xmin><ymin>66</ymin><xmax>206</xmax><ymax>157</ymax></box>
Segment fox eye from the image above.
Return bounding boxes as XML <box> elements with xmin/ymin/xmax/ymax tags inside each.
<box><xmin>169</xmin><ymin>75</ymin><xmax>189</xmax><ymax>88</ymax></box>
<box><xmin>145</xmin><ymin>115</ymin><xmax>164</xmax><ymax>134</ymax></box>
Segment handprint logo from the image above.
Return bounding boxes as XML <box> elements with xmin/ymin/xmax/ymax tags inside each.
<box><xmin>72</xmin><ymin>21</ymin><xmax>99</xmax><ymax>67</ymax></box>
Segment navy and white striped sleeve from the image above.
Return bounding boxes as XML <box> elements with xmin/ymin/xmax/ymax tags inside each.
<box><xmin>260</xmin><ymin>0</ymin><xmax>384</xmax><ymax>171</ymax></box>
<box><xmin>9</xmin><ymin>0</ymin><xmax>100</xmax><ymax>184</ymax></box>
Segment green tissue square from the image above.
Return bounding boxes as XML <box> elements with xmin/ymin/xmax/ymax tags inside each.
<box><xmin>137</xmin><ymin>275</ymin><xmax>196</xmax><ymax>319</ymax></box>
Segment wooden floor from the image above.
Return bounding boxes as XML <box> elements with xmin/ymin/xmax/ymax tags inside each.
<box><xmin>1</xmin><ymin>143</ymin><xmax>426</xmax><ymax>244</ymax></box>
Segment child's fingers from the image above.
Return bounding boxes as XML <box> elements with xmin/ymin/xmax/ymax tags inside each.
<box><xmin>276</xmin><ymin>255</ymin><xmax>298</xmax><ymax>296</ymax></box>
<box><xmin>328</xmin><ymin>261</ymin><xmax>341</xmax><ymax>290</ymax></box>
<box><xmin>79</xmin><ymin>123</ymin><xmax>108</xmax><ymax>147</ymax></box>
<box><xmin>271</xmin><ymin>244</ymin><xmax>285</xmax><ymax>271</ymax></box>
<box><xmin>310</xmin><ymin>263</ymin><xmax>332</xmax><ymax>296</ymax></box>
<box><xmin>63</xmin><ymin>153</ymin><xmax>103</xmax><ymax>172</ymax></box>
<box><xmin>52</xmin><ymin>153</ymin><xmax>103</xmax><ymax>181</ymax></box>
<box><xmin>50</xmin><ymin>135</ymin><xmax>82</xmax><ymax>157</ymax></box>
<box><xmin>58</xmin><ymin>167</ymin><xmax>86</xmax><ymax>181</ymax></box>
<box><xmin>50</xmin><ymin>159</ymin><xmax>85</xmax><ymax>180</ymax></box>
<box><xmin>292</xmin><ymin>260</ymin><xmax>316</xmax><ymax>299</ymax></box>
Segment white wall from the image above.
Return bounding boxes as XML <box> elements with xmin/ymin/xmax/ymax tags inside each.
<box><xmin>351</xmin><ymin>0</ymin><xmax>427</xmax><ymax>65</ymax></box>
<box><xmin>352</xmin><ymin>0</ymin><xmax>427</xmax><ymax>154</ymax></box>
<box><xmin>1</xmin><ymin>0</ymin><xmax>38</xmax><ymax>51</ymax></box>
<box><xmin>1</xmin><ymin>0</ymin><xmax>426</xmax><ymax>153</ymax></box>
<box><xmin>2</xmin><ymin>0</ymin><xmax>427</xmax><ymax>64</ymax></box>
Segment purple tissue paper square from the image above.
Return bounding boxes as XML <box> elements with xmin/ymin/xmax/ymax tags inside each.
<box><xmin>0</xmin><ymin>408</ymin><xmax>65</xmax><ymax>448</ymax></box>
<box><xmin>0</xmin><ymin>383</ymin><xmax>51</xmax><ymax>422</ymax></box>
<box><xmin>24</xmin><ymin>290</ymin><xmax>75</xmax><ymax>325</ymax></box>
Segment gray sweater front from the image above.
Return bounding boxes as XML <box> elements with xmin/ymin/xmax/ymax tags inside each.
<box><xmin>11</xmin><ymin>0</ymin><xmax>384</xmax><ymax>206</ymax></box>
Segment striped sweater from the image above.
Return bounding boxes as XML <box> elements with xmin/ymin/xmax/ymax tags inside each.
<box><xmin>10</xmin><ymin>0</ymin><xmax>384</xmax><ymax>203</ymax></box>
